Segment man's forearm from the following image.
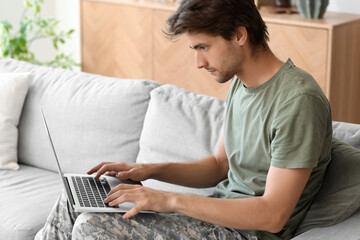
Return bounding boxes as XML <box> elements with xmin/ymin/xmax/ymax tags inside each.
<box><xmin>148</xmin><ymin>155</ymin><xmax>228</xmax><ymax>188</ymax></box>
<box><xmin>165</xmin><ymin>167</ymin><xmax>313</xmax><ymax>233</ymax></box>
<box><xmin>169</xmin><ymin>192</ymin><xmax>282</xmax><ymax>233</ymax></box>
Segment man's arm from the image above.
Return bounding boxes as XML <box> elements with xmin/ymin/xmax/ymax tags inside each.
<box><xmin>170</xmin><ymin>166</ymin><xmax>312</xmax><ymax>232</ymax></box>
<box><xmin>88</xmin><ymin>136</ymin><xmax>229</xmax><ymax>188</ymax></box>
<box><xmin>106</xmin><ymin>166</ymin><xmax>312</xmax><ymax>233</ymax></box>
<box><xmin>149</xmin><ymin>135</ymin><xmax>229</xmax><ymax>188</ymax></box>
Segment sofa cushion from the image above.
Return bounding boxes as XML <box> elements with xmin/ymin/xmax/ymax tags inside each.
<box><xmin>295</xmin><ymin>121</ymin><xmax>360</xmax><ymax>235</ymax></box>
<box><xmin>0</xmin><ymin>58</ymin><xmax>161</xmax><ymax>174</ymax></box>
<box><xmin>0</xmin><ymin>72</ymin><xmax>31</xmax><ymax>170</ymax></box>
<box><xmin>136</xmin><ymin>84</ymin><xmax>225</xmax><ymax>196</ymax></box>
<box><xmin>0</xmin><ymin>164</ymin><xmax>63</xmax><ymax>240</ymax></box>
<box><xmin>295</xmin><ymin>139</ymin><xmax>360</xmax><ymax>234</ymax></box>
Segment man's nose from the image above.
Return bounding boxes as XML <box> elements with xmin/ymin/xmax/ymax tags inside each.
<box><xmin>195</xmin><ymin>52</ymin><xmax>207</xmax><ymax>69</ymax></box>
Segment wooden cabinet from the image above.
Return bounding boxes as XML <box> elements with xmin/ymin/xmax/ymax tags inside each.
<box><xmin>81</xmin><ymin>0</ymin><xmax>360</xmax><ymax>123</ymax></box>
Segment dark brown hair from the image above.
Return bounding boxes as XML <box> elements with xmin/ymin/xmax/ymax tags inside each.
<box><xmin>166</xmin><ymin>0</ymin><xmax>269</xmax><ymax>51</ymax></box>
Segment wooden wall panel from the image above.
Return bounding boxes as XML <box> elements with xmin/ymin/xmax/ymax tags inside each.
<box><xmin>81</xmin><ymin>1</ymin><xmax>152</xmax><ymax>79</ymax></box>
<box><xmin>152</xmin><ymin>10</ymin><xmax>231</xmax><ymax>100</ymax></box>
<box><xmin>267</xmin><ymin>23</ymin><xmax>329</xmax><ymax>95</ymax></box>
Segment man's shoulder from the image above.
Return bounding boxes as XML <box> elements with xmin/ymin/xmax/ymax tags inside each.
<box><xmin>277</xmin><ymin>60</ymin><xmax>329</xmax><ymax>109</ymax></box>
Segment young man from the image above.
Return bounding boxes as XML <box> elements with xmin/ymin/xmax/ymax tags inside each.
<box><xmin>36</xmin><ymin>0</ymin><xmax>332</xmax><ymax>239</ymax></box>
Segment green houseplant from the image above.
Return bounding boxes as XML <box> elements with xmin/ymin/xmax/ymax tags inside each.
<box><xmin>0</xmin><ymin>0</ymin><xmax>78</xmax><ymax>69</ymax></box>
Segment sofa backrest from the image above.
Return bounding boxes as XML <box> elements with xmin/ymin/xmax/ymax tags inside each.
<box><xmin>0</xmin><ymin>58</ymin><xmax>161</xmax><ymax>173</ymax></box>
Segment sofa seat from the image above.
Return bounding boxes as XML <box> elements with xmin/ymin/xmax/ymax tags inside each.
<box><xmin>292</xmin><ymin>208</ymin><xmax>360</xmax><ymax>239</ymax></box>
<box><xmin>0</xmin><ymin>164</ymin><xmax>62</xmax><ymax>239</ymax></box>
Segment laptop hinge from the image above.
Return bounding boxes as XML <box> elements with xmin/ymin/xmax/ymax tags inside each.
<box><xmin>63</xmin><ymin>176</ymin><xmax>76</xmax><ymax>210</ymax></box>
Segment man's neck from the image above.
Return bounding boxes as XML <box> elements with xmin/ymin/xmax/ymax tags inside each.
<box><xmin>236</xmin><ymin>48</ymin><xmax>284</xmax><ymax>89</ymax></box>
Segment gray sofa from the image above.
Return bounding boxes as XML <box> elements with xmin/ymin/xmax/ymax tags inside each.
<box><xmin>0</xmin><ymin>58</ymin><xmax>359</xmax><ymax>240</ymax></box>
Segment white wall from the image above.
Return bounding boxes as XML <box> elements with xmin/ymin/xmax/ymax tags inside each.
<box><xmin>53</xmin><ymin>0</ymin><xmax>81</xmax><ymax>66</ymax></box>
<box><xmin>0</xmin><ymin>0</ymin><xmax>359</xmax><ymax>70</ymax></box>
<box><xmin>327</xmin><ymin>0</ymin><xmax>360</xmax><ymax>15</ymax></box>
<box><xmin>290</xmin><ymin>0</ymin><xmax>360</xmax><ymax>14</ymax></box>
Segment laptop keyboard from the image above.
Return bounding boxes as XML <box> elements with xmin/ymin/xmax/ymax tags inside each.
<box><xmin>72</xmin><ymin>176</ymin><xmax>118</xmax><ymax>208</ymax></box>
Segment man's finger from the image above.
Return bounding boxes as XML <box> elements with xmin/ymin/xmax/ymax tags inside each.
<box><xmin>123</xmin><ymin>206</ymin><xmax>141</xmax><ymax>219</ymax></box>
<box><xmin>109</xmin><ymin>184</ymin><xmax>141</xmax><ymax>195</ymax></box>
<box><xmin>87</xmin><ymin>162</ymin><xmax>112</xmax><ymax>175</ymax></box>
<box><xmin>117</xmin><ymin>170</ymin><xmax>131</xmax><ymax>180</ymax></box>
<box><xmin>105</xmin><ymin>187</ymin><xmax>132</xmax><ymax>203</ymax></box>
<box><xmin>105</xmin><ymin>171</ymin><xmax>117</xmax><ymax>176</ymax></box>
<box><xmin>94</xmin><ymin>163</ymin><xmax>118</xmax><ymax>179</ymax></box>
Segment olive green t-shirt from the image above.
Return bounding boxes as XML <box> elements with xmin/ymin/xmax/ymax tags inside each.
<box><xmin>213</xmin><ymin>59</ymin><xmax>332</xmax><ymax>240</ymax></box>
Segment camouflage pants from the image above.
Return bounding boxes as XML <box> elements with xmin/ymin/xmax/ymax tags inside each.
<box><xmin>35</xmin><ymin>192</ymin><xmax>259</xmax><ymax>240</ymax></box>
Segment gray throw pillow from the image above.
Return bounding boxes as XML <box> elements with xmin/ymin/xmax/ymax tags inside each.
<box><xmin>136</xmin><ymin>84</ymin><xmax>225</xmax><ymax>196</ymax></box>
<box><xmin>295</xmin><ymin>138</ymin><xmax>360</xmax><ymax>235</ymax></box>
<box><xmin>332</xmin><ymin>121</ymin><xmax>360</xmax><ymax>149</ymax></box>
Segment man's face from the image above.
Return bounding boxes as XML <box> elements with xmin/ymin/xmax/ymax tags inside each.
<box><xmin>186</xmin><ymin>32</ymin><xmax>243</xmax><ymax>83</ymax></box>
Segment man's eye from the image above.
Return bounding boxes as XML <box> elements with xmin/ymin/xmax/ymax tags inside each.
<box><xmin>200</xmin><ymin>46</ymin><xmax>207</xmax><ymax>50</ymax></box>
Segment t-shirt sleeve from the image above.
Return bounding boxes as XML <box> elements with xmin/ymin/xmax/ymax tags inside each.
<box><xmin>270</xmin><ymin>93</ymin><xmax>330</xmax><ymax>168</ymax></box>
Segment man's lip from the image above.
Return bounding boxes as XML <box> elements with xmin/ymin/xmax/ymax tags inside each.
<box><xmin>206</xmin><ymin>69</ymin><xmax>216</xmax><ymax>74</ymax></box>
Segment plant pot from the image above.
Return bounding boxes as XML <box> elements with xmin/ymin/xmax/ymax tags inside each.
<box><xmin>274</xmin><ymin>0</ymin><xmax>291</xmax><ymax>8</ymax></box>
<box><xmin>296</xmin><ymin>0</ymin><xmax>329</xmax><ymax>18</ymax></box>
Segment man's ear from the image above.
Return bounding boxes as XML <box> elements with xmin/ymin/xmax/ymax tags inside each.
<box><xmin>235</xmin><ymin>26</ymin><xmax>247</xmax><ymax>46</ymax></box>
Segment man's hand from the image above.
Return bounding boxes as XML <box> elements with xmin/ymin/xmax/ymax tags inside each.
<box><xmin>87</xmin><ymin>162</ymin><xmax>152</xmax><ymax>181</ymax></box>
<box><xmin>104</xmin><ymin>184</ymin><xmax>174</xmax><ymax>219</ymax></box>
<box><xmin>87</xmin><ymin>135</ymin><xmax>228</xmax><ymax>188</ymax></box>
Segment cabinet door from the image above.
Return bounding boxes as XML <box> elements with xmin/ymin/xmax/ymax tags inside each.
<box><xmin>152</xmin><ymin>10</ymin><xmax>231</xmax><ymax>100</ymax></box>
<box><xmin>267</xmin><ymin>23</ymin><xmax>329</xmax><ymax>95</ymax></box>
<box><xmin>81</xmin><ymin>1</ymin><xmax>152</xmax><ymax>79</ymax></box>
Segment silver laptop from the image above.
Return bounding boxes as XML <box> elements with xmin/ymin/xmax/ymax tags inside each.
<box><xmin>40</xmin><ymin>108</ymin><xmax>141</xmax><ymax>213</ymax></box>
